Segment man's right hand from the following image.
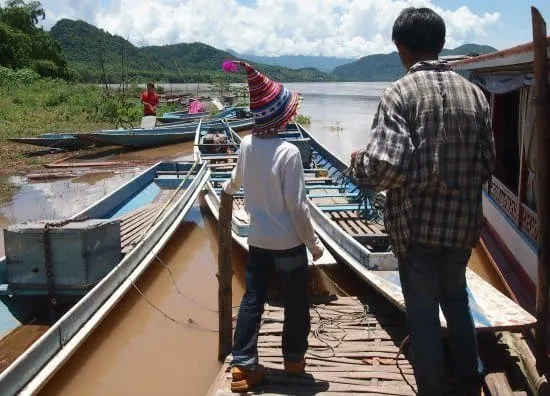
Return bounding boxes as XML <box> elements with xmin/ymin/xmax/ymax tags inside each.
<box><xmin>310</xmin><ymin>244</ymin><xmax>324</xmax><ymax>261</ymax></box>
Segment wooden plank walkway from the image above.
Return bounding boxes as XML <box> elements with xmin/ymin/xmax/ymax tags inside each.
<box><xmin>209</xmin><ymin>296</ymin><xmax>425</xmax><ymax>395</ymax></box>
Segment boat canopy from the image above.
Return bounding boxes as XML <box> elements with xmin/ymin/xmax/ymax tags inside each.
<box><xmin>449</xmin><ymin>36</ymin><xmax>549</xmax><ymax>94</ymax></box>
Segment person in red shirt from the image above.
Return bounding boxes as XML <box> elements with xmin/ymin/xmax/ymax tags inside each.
<box><xmin>140</xmin><ymin>82</ymin><xmax>159</xmax><ymax>116</ymax></box>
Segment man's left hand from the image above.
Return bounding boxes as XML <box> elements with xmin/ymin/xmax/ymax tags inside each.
<box><xmin>350</xmin><ymin>150</ymin><xmax>359</xmax><ymax>166</ymax></box>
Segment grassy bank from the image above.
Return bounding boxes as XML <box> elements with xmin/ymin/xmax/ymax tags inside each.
<box><xmin>0</xmin><ymin>76</ymin><xmax>160</xmax><ymax>204</ymax></box>
<box><xmin>0</xmin><ymin>79</ymin><xmax>146</xmax><ymax>171</ymax></box>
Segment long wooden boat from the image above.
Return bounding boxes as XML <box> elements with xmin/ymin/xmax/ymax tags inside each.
<box><xmin>193</xmin><ymin>120</ymin><xmax>336</xmax><ymax>266</ymax></box>
<box><xmin>8</xmin><ymin>108</ymin><xmax>253</xmax><ymax>150</ymax></box>
<box><xmin>292</xmin><ymin>122</ymin><xmax>536</xmax><ymax>331</ymax></box>
<box><xmin>79</xmin><ymin>117</ymin><xmax>254</xmax><ymax>148</ymax></box>
<box><xmin>0</xmin><ymin>161</ymin><xmax>209</xmax><ymax>394</ymax></box>
<box><xmin>450</xmin><ymin>33</ymin><xmax>550</xmax><ymax>312</ymax></box>
<box><xmin>8</xmin><ymin>133</ymin><xmax>94</xmax><ymax>150</ymax></box>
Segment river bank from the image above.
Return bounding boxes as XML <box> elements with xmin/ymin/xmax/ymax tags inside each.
<box><xmin>0</xmin><ymin>80</ymin><xmax>225</xmax><ymax>204</ymax></box>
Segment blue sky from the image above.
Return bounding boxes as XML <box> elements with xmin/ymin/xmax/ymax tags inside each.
<box><xmin>35</xmin><ymin>0</ymin><xmax>550</xmax><ymax>58</ymax></box>
<box><xmin>432</xmin><ymin>1</ymin><xmax>550</xmax><ymax>49</ymax></box>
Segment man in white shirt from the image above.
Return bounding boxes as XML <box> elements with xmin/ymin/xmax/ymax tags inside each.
<box><xmin>221</xmin><ymin>60</ymin><xmax>324</xmax><ymax>393</ymax></box>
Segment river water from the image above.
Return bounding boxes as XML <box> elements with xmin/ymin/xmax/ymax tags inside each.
<box><xmin>0</xmin><ymin>82</ymin><xmax>388</xmax><ymax>395</ymax></box>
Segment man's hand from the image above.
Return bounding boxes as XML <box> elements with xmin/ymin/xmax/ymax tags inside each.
<box><xmin>350</xmin><ymin>150</ymin><xmax>359</xmax><ymax>167</ymax></box>
<box><xmin>221</xmin><ymin>180</ymin><xmax>232</xmax><ymax>195</ymax></box>
<box><xmin>310</xmin><ymin>244</ymin><xmax>324</xmax><ymax>261</ymax></box>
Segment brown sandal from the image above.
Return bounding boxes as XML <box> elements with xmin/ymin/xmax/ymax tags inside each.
<box><xmin>230</xmin><ymin>364</ymin><xmax>266</xmax><ymax>392</ymax></box>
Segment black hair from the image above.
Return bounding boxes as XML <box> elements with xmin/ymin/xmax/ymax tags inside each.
<box><xmin>147</xmin><ymin>82</ymin><xmax>155</xmax><ymax>88</ymax></box>
<box><xmin>392</xmin><ymin>7</ymin><xmax>446</xmax><ymax>54</ymax></box>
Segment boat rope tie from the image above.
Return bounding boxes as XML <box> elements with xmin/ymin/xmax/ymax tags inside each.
<box><xmin>131</xmin><ymin>279</ymin><xmax>220</xmax><ymax>333</ymax></box>
<box><xmin>319</xmin><ymin>269</ymin><xmax>415</xmax><ymax>392</ymax></box>
<box><xmin>153</xmin><ymin>254</ymin><xmax>241</xmax><ymax>313</ymax></box>
<box><xmin>42</xmin><ymin>215</ymin><xmax>89</xmax><ymax>323</ymax></box>
<box><xmin>396</xmin><ymin>335</ymin><xmax>417</xmax><ymax>394</ymax></box>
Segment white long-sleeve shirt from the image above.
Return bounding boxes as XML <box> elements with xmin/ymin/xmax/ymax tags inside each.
<box><xmin>222</xmin><ymin>135</ymin><xmax>322</xmax><ymax>252</ymax></box>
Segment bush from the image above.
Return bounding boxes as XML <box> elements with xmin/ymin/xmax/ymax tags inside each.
<box><xmin>294</xmin><ymin>114</ymin><xmax>311</xmax><ymax>125</ymax></box>
<box><xmin>32</xmin><ymin>59</ymin><xmax>61</xmax><ymax>78</ymax></box>
<box><xmin>43</xmin><ymin>90</ymin><xmax>69</xmax><ymax>107</ymax></box>
<box><xmin>0</xmin><ymin>66</ymin><xmax>39</xmax><ymax>86</ymax></box>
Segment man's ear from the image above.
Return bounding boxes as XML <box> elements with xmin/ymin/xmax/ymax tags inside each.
<box><xmin>395</xmin><ymin>42</ymin><xmax>411</xmax><ymax>68</ymax></box>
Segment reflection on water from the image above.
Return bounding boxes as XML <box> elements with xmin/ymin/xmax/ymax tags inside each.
<box><xmin>70</xmin><ymin>172</ymin><xmax>117</xmax><ymax>186</ymax></box>
<box><xmin>0</xmin><ymin>171</ymin><xmax>139</xmax><ymax>224</ymax></box>
<box><xmin>286</xmin><ymin>82</ymin><xmax>387</xmax><ymax>161</ymax></box>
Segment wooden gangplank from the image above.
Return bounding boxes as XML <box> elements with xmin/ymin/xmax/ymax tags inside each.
<box><xmin>208</xmin><ymin>296</ymin><xmax>427</xmax><ymax>395</ymax></box>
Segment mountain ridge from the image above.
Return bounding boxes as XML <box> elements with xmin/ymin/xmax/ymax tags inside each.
<box><xmin>332</xmin><ymin>43</ymin><xmax>498</xmax><ymax>81</ymax></box>
<box><xmin>49</xmin><ymin>19</ymin><xmax>498</xmax><ymax>83</ymax></box>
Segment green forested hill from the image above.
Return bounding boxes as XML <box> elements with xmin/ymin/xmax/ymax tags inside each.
<box><xmin>49</xmin><ymin>19</ymin><xmax>498</xmax><ymax>83</ymax></box>
<box><xmin>49</xmin><ymin>19</ymin><xmax>334</xmax><ymax>83</ymax></box>
<box><xmin>331</xmin><ymin>43</ymin><xmax>498</xmax><ymax>82</ymax></box>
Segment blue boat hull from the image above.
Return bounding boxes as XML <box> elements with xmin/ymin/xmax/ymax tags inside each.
<box><xmin>81</xmin><ymin>118</ymin><xmax>253</xmax><ymax>148</ymax></box>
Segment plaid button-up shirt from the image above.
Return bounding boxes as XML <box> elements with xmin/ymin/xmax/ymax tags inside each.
<box><xmin>353</xmin><ymin>60</ymin><xmax>496</xmax><ymax>256</ymax></box>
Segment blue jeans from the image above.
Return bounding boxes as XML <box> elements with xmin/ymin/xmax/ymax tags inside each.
<box><xmin>231</xmin><ymin>244</ymin><xmax>310</xmax><ymax>368</ymax></box>
<box><xmin>398</xmin><ymin>244</ymin><xmax>482</xmax><ymax>395</ymax></box>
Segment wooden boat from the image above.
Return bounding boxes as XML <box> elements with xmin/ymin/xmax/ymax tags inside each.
<box><xmin>291</xmin><ymin>122</ymin><xmax>536</xmax><ymax>331</ymax></box>
<box><xmin>8</xmin><ymin>133</ymin><xmax>94</xmax><ymax>150</ymax></box>
<box><xmin>79</xmin><ymin>117</ymin><xmax>254</xmax><ymax>148</ymax></box>
<box><xmin>450</xmin><ymin>30</ymin><xmax>550</xmax><ymax>312</ymax></box>
<box><xmin>193</xmin><ymin>120</ymin><xmax>336</xmax><ymax>266</ymax></box>
<box><xmin>156</xmin><ymin>110</ymin><xmax>210</xmax><ymax>123</ymax></box>
<box><xmin>8</xmin><ymin>108</ymin><xmax>252</xmax><ymax>150</ymax></box>
<box><xmin>0</xmin><ymin>160</ymin><xmax>209</xmax><ymax>394</ymax></box>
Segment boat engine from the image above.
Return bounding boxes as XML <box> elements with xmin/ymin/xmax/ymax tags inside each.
<box><xmin>202</xmin><ymin>132</ymin><xmax>229</xmax><ymax>153</ymax></box>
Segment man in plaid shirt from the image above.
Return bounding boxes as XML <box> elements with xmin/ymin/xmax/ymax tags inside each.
<box><xmin>351</xmin><ymin>7</ymin><xmax>495</xmax><ymax>395</ymax></box>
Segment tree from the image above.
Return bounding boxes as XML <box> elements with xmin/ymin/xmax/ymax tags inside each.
<box><xmin>0</xmin><ymin>0</ymin><xmax>70</xmax><ymax>79</ymax></box>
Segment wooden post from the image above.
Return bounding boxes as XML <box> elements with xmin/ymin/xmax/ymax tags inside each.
<box><xmin>218</xmin><ymin>190</ymin><xmax>234</xmax><ymax>361</ymax></box>
<box><xmin>532</xmin><ymin>6</ymin><xmax>550</xmax><ymax>374</ymax></box>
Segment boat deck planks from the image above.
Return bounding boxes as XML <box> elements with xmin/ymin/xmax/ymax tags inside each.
<box><xmin>117</xmin><ymin>189</ymin><xmax>187</xmax><ymax>254</ymax></box>
<box><xmin>209</xmin><ymin>296</ymin><xmax>466</xmax><ymax>395</ymax></box>
<box><xmin>324</xmin><ymin>210</ymin><xmax>386</xmax><ymax>238</ymax></box>
<box><xmin>119</xmin><ymin>204</ymin><xmax>163</xmax><ymax>254</ymax></box>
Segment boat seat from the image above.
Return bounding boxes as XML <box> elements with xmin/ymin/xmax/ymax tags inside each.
<box><xmin>304</xmin><ymin>177</ymin><xmax>333</xmax><ymax>185</ymax></box>
<box><xmin>317</xmin><ymin>204</ymin><xmax>362</xmax><ymax>211</ymax></box>
<box><xmin>213</xmin><ymin>187</ymin><xmax>243</xmax><ymax>195</ymax></box>
<box><xmin>202</xmin><ymin>154</ymin><xmax>239</xmax><ymax>161</ymax></box>
<box><xmin>308</xmin><ymin>192</ymin><xmax>358</xmax><ymax>199</ymax></box>
<box><xmin>306</xmin><ymin>185</ymin><xmax>350</xmax><ymax>190</ymax></box>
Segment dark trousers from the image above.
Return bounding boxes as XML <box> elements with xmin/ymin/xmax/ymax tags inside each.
<box><xmin>398</xmin><ymin>244</ymin><xmax>482</xmax><ymax>395</ymax></box>
<box><xmin>231</xmin><ymin>244</ymin><xmax>310</xmax><ymax>368</ymax></box>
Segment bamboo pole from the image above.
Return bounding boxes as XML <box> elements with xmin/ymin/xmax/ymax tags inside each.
<box><xmin>218</xmin><ymin>190</ymin><xmax>234</xmax><ymax>361</ymax></box>
<box><xmin>532</xmin><ymin>6</ymin><xmax>550</xmax><ymax>375</ymax></box>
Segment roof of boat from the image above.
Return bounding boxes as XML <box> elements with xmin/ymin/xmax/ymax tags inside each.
<box><xmin>450</xmin><ymin>36</ymin><xmax>550</xmax><ymax>72</ymax></box>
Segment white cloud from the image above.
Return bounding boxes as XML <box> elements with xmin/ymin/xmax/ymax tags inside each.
<box><xmin>36</xmin><ymin>0</ymin><xmax>500</xmax><ymax>58</ymax></box>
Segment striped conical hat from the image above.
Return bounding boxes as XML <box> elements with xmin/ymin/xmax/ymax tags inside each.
<box><xmin>222</xmin><ymin>60</ymin><xmax>300</xmax><ymax>136</ymax></box>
